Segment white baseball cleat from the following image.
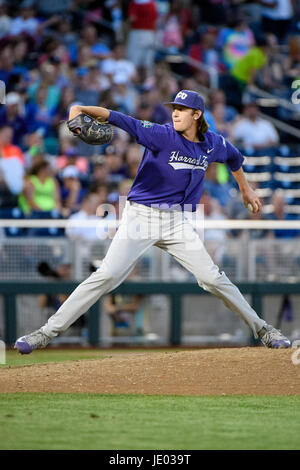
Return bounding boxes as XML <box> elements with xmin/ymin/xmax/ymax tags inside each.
<box><xmin>14</xmin><ymin>329</ymin><xmax>51</xmax><ymax>354</ymax></box>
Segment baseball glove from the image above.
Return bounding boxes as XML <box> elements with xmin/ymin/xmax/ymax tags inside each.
<box><xmin>67</xmin><ymin>113</ymin><xmax>114</xmax><ymax>145</ymax></box>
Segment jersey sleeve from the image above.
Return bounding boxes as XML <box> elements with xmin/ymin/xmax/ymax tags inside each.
<box><xmin>108</xmin><ymin>110</ymin><xmax>170</xmax><ymax>152</ymax></box>
<box><xmin>215</xmin><ymin>135</ymin><xmax>245</xmax><ymax>172</ymax></box>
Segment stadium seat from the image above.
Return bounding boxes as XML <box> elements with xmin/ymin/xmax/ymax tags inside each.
<box><xmin>0</xmin><ymin>207</ymin><xmax>26</xmax><ymax>237</ymax></box>
<box><xmin>243</xmin><ymin>156</ymin><xmax>272</xmax><ymax>173</ymax></box>
<box><xmin>27</xmin><ymin>210</ymin><xmax>65</xmax><ymax>237</ymax></box>
<box><xmin>274</xmin><ymin>156</ymin><xmax>300</xmax><ymax>174</ymax></box>
<box><xmin>274</xmin><ymin>172</ymin><xmax>300</xmax><ymax>190</ymax></box>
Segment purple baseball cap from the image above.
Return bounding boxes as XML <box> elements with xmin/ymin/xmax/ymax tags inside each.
<box><xmin>164</xmin><ymin>90</ymin><xmax>205</xmax><ymax>112</ymax></box>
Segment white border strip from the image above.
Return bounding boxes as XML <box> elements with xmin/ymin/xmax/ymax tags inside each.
<box><xmin>0</xmin><ymin>219</ymin><xmax>299</xmax><ymax>230</ymax></box>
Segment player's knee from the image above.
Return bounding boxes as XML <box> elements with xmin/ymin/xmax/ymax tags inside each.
<box><xmin>197</xmin><ymin>267</ymin><xmax>224</xmax><ymax>291</ymax></box>
<box><xmin>94</xmin><ymin>261</ymin><xmax>120</xmax><ymax>283</ymax></box>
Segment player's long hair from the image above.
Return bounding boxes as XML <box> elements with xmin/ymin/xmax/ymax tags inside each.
<box><xmin>196</xmin><ymin>113</ymin><xmax>209</xmax><ymax>140</ymax></box>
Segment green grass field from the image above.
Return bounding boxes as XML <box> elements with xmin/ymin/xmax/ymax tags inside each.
<box><xmin>1</xmin><ymin>349</ymin><xmax>299</xmax><ymax>450</ymax></box>
<box><xmin>0</xmin><ymin>394</ymin><xmax>299</xmax><ymax>450</ymax></box>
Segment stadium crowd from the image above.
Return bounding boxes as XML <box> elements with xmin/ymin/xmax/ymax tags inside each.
<box><xmin>0</xmin><ymin>0</ymin><xmax>300</xmax><ymax>241</ymax></box>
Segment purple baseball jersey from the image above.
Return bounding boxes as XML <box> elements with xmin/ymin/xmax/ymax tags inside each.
<box><xmin>108</xmin><ymin>110</ymin><xmax>244</xmax><ymax>211</ymax></box>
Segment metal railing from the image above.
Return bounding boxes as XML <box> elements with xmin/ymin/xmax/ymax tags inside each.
<box><xmin>1</xmin><ymin>232</ymin><xmax>300</xmax><ymax>282</ymax></box>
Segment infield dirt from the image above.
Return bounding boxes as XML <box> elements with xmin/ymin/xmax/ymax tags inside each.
<box><xmin>1</xmin><ymin>348</ymin><xmax>299</xmax><ymax>395</ymax></box>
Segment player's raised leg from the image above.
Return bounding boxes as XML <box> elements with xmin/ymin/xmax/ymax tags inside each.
<box><xmin>15</xmin><ymin>203</ymin><xmax>158</xmax><ymax>354</ymax></box>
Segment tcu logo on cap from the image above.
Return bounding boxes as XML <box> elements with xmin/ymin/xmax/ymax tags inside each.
<box><xmin>176</xmin><ymin>91</ymin><xmax>187</xmax><ymax>100</ymax></box>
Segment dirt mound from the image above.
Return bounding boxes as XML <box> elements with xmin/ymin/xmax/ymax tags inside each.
<box><xmin>1</xmin><ymin>348</ymin><xmax>299</xmax><ymax>395</ymax></box>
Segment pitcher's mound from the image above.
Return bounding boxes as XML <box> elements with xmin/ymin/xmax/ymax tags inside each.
<box><xmin>1</xmin><ymin>348</ymin><xmax>299</xmax><ymax>395</ymax></box>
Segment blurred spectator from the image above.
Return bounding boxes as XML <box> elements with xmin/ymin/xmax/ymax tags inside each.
<box><xmin>89</xmin><ymin>155</ymin><xmax>109</xmax><ymax>187</ymax></box>
<box><xmin>0</xmin><ymin>160</ymin><xmax>23</xmax><ymax>208</ymax></box>
<box><xmin>284</xmin><ymin>35</ymin><xmax>300</xmax><ymax>82</ymax></box>
<box><xmin>173</xmin><ymin>0</ymin><xmax>196</xmax><ymax>42</ymax></box>
<box><xmin>203</xmin><ymin>162</ymin><xmax>233</xmax><ymax>208</ymax></box>
<box><xmin>107</xmin><ymin>178</ymin><xmax>133</xmax><ymax>219</ymax></box>
<box><xmin>74</xmin><ymin>67</ymin><xmax>100</xmax><ymax>107</ymax></box>
<box><xmin>204</xmin><ymin>87</ymin><xmax>239</xmax><ymax>134</ymax></box>
<box><xmin>37</xmin><ymin>260</ymin><xmax>72</xmax><ymax>325</ymax></box>
<box><xmin>203</xmin><ymin>109</ymin><xmax>217</xmax><ymax>133</ymax></box>
<box><xmin>79</xmin><ymin>23</ymin><xmax>111</xmax><ymax>60</ymax></box>
<box><xmin>155</xmin><ymin>68</ymin><xmax>179</xmax><ymax>103</ymax></box>
<box><xmin>103</xmin><ymin>271</ymin><xmax>145</xmax><ymax>338</ymax></box>
<box><xmin>91</xmin><ymin>181</ymin><xmax>117</xmax><ymax>235</ymax></box>
<box><xmin>125</xmin><ymin>143</ymin><xmax>143</xmax><ymax>179</ymax></box>
<box><xmin>25</xmin><ymin>85</ymin><xmax>56</xmax><ymax>136</ymax></box>
<box><xmin>219</xmin><ymin>35</ymin><xmax>269</xmax><ymax>110</ymax></box>
<box><xmin>111</xmin><ymin>72</ymin><xmax>139</xmax><ymax>114</ymax></box>
<box><xmin>217</xmin><ymin>16</ymin><xmax>255</xmax><ymax>70</ymax></box>
<box><xmin>86</xmin><ymin>61</ymin><xmax>110</xmax><ymax>92</ymax></box>
<box><xmin>52</xmin><ymin>15</ymin><xmax>78</xmax><ymax>50</ymax></box>
<box><xmin>126</xmin><ymin>0</ymin><xmax>158</xmax><ymax>76</ymax></box>
<box><xmin>101</xmin><ymin>42</ymin><xmax>137</xmax><ymax>84</ymax></box>
<box><xmin>76</xmin><ymin>44</ymin><xmax>93</xmax><ymax>68</ymax></box>
<box><xmin>53</xmin><ymin>85</ymin><xmax>76</xmax><ymax>126</ymax></box>
<box><xmin>232</xmin><ymin>102</ymin><xmax>279</xmax><ymax>151</ymax></box>
<box><xmin>0</xmin><ymin>44</ymin><xmax>17</xmax><ymax>87</ymax></box>
<box><xmin>211</xmin><ymin>103</ymin><xmax>234</xmax><ymax>140</ymax></box>
<box><xmin>198</xmin><ymin>190</ymin><xmax>228</xmax><ymax>264</ymax></box>
<box><xmin>160</xmin><ymin>3</ymin><xmax>183</xmax><ymax>53</ymax></box>
<box><xmin>95</xmin><ymin>89</ymin><xmax>118</xmax><ymax>112</ymax></box>
<box><xmin>13</xmin><ymin>36</ymin><xmax>36</xmax><ymax>73</ymax></box>
<box><xmin>188</xmin><ymin>27</ymin><xmax>220</xmax><ymax>80</ymax></box>
<box><xmin>231</xmin><ymin>35</ymin><xmax>269</xmax><ymax>88</ymax></box>
<box><xmin>208</xmin><ymin>89</ymin><xmax>238</xmax><ymax>123</ymax></box>
<box><xmin>0</xmin><ymin>1</ymin><xmax>12</xmax><ymax>38</ymax></box>
<box><xmin>23</xmin><ymin>130</ymin><xmax>47</xmax><ymax>169</ymax></box>
<box><xmin>140</xmin><ymin>85</ymin><xmax>171</xmax><ymax>123</ymax></box>
<box><xmin>268</xmin><ymin>189</ymin><xmax>300</xmax><ymax>238</ymax></box>
<box><xmin>0</xmin><ymin>124</ymin><xmax>25</xmax><ymax>165</ymax></box>
<box><xmin>105</xmin><ymin>144</ymin><xmax>129</xmax><ymax>188</ymax></box>
<box><xmin>56</xmin><ymin>146</ymin><xmax>89</xmax><ymax>175</ymax></box>
<box><xmin>103</xmin><ymin>0</ymin><xmax>123</xmax><ymax>43</ymax></box>
<box><xmin>135</xmin><ymin>101</ymin><xmax>154</xmax><ymax>122</ymax></box>
<box><xmin>66</xmin><ymin>192</ymin><xmax>103</xmax><ymax>241</ymax></box>
<box><xmin>0</xmin><ymin>131</ymin><xmax>24</xmax><ymax>208</ymax></box>
<box><xmin>0</xmin><ymin>92</ymin><xmax>28</xmax><ymax>147</ymax></box>
<box><xmin>28</xmin><ymin>62</ymin><xmax>61</xmax><ymax>110</ymax></box>
<box><xmin>259</xmin><ymin>0</ymin><xmax>293</xmax><ymax>43</ymax></box>
<box><xmin>60</xmin><ymin>164</ymin><xmax>87</xmax><ymax>216</ymax></box>
<box><xmin>89</xmin><ymin>181</ymin><xmax>108</xmax><ymax>207</ymax></box>
<box><xmin>18</xmin><ymin>159</ymin><xmax>62</xmax><ymax>214</ymax></box>
<box><xmin>199</xmin><ymin>190</ymin><xmax>228</xmax><ymax>242</ymax></box>
<box><xmin>10</xmin><ymin>1</ymin><xmax>40</xmax><ymax>37</ymax></box>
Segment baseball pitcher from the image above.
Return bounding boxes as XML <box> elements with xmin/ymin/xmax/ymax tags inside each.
<box><xmin>15</xmin><ymin>90</ymin><xmax>291</xmax><ymax>353</ymax></box>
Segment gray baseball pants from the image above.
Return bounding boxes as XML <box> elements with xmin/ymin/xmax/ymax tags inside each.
<box><xmin>42</xmin><ymin>201</ymin><xmax>266</xmax><ymax>338</ymax></box>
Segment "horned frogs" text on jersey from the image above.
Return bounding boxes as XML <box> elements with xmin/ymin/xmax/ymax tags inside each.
<box><xmin>108</xmin><ymin>110</ymin><xmax>244</xmax><ymax>211</ymax></box>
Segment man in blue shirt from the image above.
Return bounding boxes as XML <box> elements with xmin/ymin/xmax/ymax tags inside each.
<box><xmin>0</xmin><ymin>92</ymin><xmax>28</xmax><ymax>147</ymax></box>
<box><xmin>15</xmin><ymin>90</ymin><xmax>291</xmax><ymax>352</ymax></box>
